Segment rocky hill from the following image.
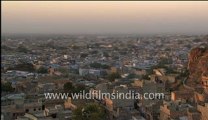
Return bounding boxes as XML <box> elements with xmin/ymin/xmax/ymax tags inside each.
<box><xmin>188</xmin><ymin>46</ymin><xmax>208</xmax><ymax>91</ymax></box>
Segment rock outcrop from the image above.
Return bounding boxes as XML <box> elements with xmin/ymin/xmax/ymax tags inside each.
<box><xmin>188</xmin><ymin>46</ymin><xmax>208</xmax><ymax>92</ymax></box>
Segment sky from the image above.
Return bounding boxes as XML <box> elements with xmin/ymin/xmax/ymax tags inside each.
<box><xmin>2</xmin><ymin>1</ymin><xmax>208</xmax><ymax>35</ymax></box>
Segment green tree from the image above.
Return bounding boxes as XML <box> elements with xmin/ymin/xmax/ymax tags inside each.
<box><xmin>103</xmin><ymin>52</ymin><xmax>109</xmax><ymax>57</ymax></box>
<box><xmin>72</xmin><ymin>103</ymin><xmax>106</xmax><ymax>120</ymax></box>
<box><xmin>127</xmin><ymin>73</ymin><xmax>138</xmax><ymax>79</ymax></box>
<box><xmin>72</xmin><ymin>107</ymin><xmax>83</xmax><ymax>120</ymax></box>
<box><xmin>64</xmin><ymin>82</ymin><xmax>75</xmax><ymax>92</ymax></box>
<box><xmin>73</xmin><ymin>84</ymin><xmax>87</xmax><ymax>93</ymax></box>
<box><xmin>2</xmin><ymin>82</ymin><xmax>14</xmax><ymax>92</ymax></box>
<box><xmin>90</xmin><ymin>62</ymin><xmax>110</xmax><ymax>69</ymax></box>
<box><xmin>37</xmin><ymin>66</ymin><xmax>48</xmax><ymax>74</ymax></box>
<box><xmin>64</xmin><ymin>82</ymin><xmax>87</xmax><ymax>93</ymax></box>
<box><xmin>80</xmin><ymin>53</ymin><xmax>88</xmax><ymax>58</ymax></box>
<box><xmin>2</xmin><ymin>45</ymin><xmax>13</xmax><ymax>51</ymax></box>
<box><xmin>7</xmin><ymin>63</ymin><xmax>35</xmax><ymax>72</ymax></box>
<box><xmin>108</xmin><ymin>72</ymin><xmax>121</xmax><ymax>82</ymax></box>
<box><xmin>142</xmin><ymin>75</ymin><xmax>150</xmax><ymax>80</ymax></box>
<box><xmin>58</xmin><ymin>67</ymin><xmax>69</xmax><ymax>77</ymax></box>
<box><xmin>119</xmin><ymin>51</ymin><xmax>127</xmax><ymax>55</ymax></box>
<box><xmin>90</xmin><ymin>50</ymin><xmax>98</xmax><ymax>54</ymax></box>
<box><xmin>158</xmin><ymin>58</ymin><xmax>173</xmax><ymax>65</ymax></box>
<box><xmin>72</xmin><ymin>45</ymin><xmax>78</xmax><ymax>49</ymax></box>
<box><xmin>17</xmin><ymin>45</ymin><xmax>30</xmax><ymax>53</ymax></box>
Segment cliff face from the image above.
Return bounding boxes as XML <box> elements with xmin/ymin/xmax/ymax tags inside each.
<box><xmin>188</xmin><ymin>46</ymin><xmax>208</xmax><ymax>90</ymax></box>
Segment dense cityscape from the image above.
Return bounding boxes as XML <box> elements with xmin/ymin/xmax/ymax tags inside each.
<box><xmin>1</xmin><ymin>34</ymin><xmax>208</xmax><ymax>120</ymax></box>
<box><xmin>2</xmin><ymin>1</ymin><xmax>208</xmax><ymax>120</ymax></box>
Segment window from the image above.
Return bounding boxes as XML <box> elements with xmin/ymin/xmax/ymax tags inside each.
<box><xmin>51</xmin><ymin>114</ymin><xmax>57</xmax><ymax>118</ymax></box>
<box><xmin>42</xmin><ymin>105</ymin><xmax>45</xmax><ymax>110</ymax></box>
<box><xmin>25</xmin><ymin>109</ymin><xmax>29</xmax><ymax>113</ymax></box>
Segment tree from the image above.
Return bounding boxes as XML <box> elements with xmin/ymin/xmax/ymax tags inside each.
<box><xmin>142</xmin><ymin>75</ymin><xmax>150</xmax><ymax>80</ymax></box>
<box><xmin>103</xmin><ymin>52</ymin><xmax>109</xmax><ymax>57</ymax></box>
<box><xmin>72</xmin><ymin>107</ymin><xmax>83</xmax><ymax>120</ymax></box>
<box><xmin>119</xmin><ymin>51</ymin><xmax>127</xmax><ymax>55</ymax></box>
<box><xmin>90</xmin><ymin>50</ymin><xmax>98</xmax><ymax>55</ymax></box>
<box><xmin>146</xmin><ymin>68</ymin><xmax>154</xmax><ymax>75</ymax></box>
<box><xmin>2</xmin><ymin>45</ymin><xmax>13</xmax><ymax>51</ymax></box>
<box><xmin>149</xmin><ymin>59</ymin><xmax>178</xmax><ymax>74</ymax></box>
<box><xmin>57</xmin><ymin>67</ymin><xmax>69</xmax><ymax>77</ymax></box>
<box><xmin>90</xmin><ymin>62</ymin><xmax>110</xmax><ymax>69</ymax></box>
<box><xmin>193</xmin><ymin>38</ymin><xmax>202</xmax><ymax>43</ymax></box>
<box><xmin>2</xmin><ymin>82</ymin><xmax>14</xmax><ymax>92</ymax></box>
<box><xmin>80</xmin><ymin>53</ymin><xmax>88</xmax><ymax>58</ymax></box>
<box><xmin>158</xmin><ymin>58</ymin><xmax>173</xmax><ymax>65</ymax></box>
<box><xmin>72</xmin><ymin>103</ymin><xmax>106</xmax><ymax>120</ymax></box>
<box><xmin>64</xmin><ymin>82</ymin><xmax>87</xmax><ymax>93</ymax></box>
<box><xmin>71</xmin><ymin>45</ymin><xmax>80</xmax><ymax>50</ymax></box>
<box><xmin>73</xmin><ymin>84</ymin><xmax>87</xmax><ymax>93</ymax></box>
<box><xmin>7</xmin><ymin>62</ymin><xmax>35</xmax><ymax>72</ymax></box>
<box><xmin>37</xmin><ymin>66</ymin><xmax>48</xmax><ymax>74</ymax></box>
<box><xmin>17</xmin><ymin>45</ymin><xmax>30</xmax><ymax>53</ymax></box>
<box><xmin>108</xmin><ymin>72</ymin><xmax>121</xmax><ymax>82</ymax></box>
<box><xmin>64</xmin><ymin>82</ymin><xmax>75</xmax><ymax>92</ymax></box>
<box><xmin>127</xmin><ymin>73</ymin><xmax>138</xmax><ymax>79</ymax></box>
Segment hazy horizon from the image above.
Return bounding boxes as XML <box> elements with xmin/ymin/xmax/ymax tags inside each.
<box><xmin>2</xmin><ymin>1</ymin><xmax>208</xmax><ymax>35</ymax></box>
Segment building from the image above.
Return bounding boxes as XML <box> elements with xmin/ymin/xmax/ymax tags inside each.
<box><xmin>171</xmin><ymin>91</ymin><xmax>194</xmax><ymax>101</ymax></box>
<box><xmin>160</xmin><ymin>101</ymin><xmax>193</xmax><ymax>120</ymax></box>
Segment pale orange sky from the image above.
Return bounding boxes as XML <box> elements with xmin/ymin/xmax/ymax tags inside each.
<box><xmin>2</xmin><ymin>1</ymin><xmax>208</xmax><ymax>34</ymax></box>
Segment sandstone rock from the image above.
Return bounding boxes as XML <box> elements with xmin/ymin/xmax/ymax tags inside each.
<box><xmin>188</xmin><ymin>46</ymin><xmax>208</xmax><ymax>91</ymax></box>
